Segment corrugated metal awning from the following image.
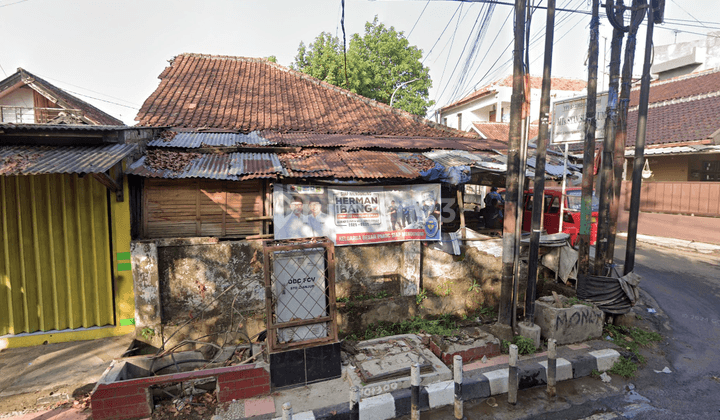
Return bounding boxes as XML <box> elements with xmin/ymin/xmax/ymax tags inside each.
<box><xmin>148</xmin><ymin>131</ymin><xmax>274</xmax><ymax>148</ymax></box>
<box><xmin>0</xmin><ymin>144</ymin><xmax>137</xmax><ymax>175</ymax></box>
<box><xmin>126</xmin><ymin>151</ymin><xmax>286</xmax><ymax>180</ymax></box>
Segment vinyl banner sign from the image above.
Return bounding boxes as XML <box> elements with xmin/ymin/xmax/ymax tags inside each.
<box><xmin>273</xmin><ymin>184</ymin><xmax>442</xmax><ymax>245</ymax></box>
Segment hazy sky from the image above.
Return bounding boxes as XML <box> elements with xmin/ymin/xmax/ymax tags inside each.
<box><xmin>1</xmin><ymin>0</ymin><xmax>717</xmax><ymax>125</ymax></box>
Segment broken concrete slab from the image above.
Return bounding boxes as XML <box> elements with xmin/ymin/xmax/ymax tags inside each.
<box><xmin>427</xmin><ymin>327</ymin><xmax>501</xmax><ymax>365</ymax></box>
<box><xmin>345</xmin><ymin>334</ymin><xmax>451</xmax><ymax>399</ymax></box>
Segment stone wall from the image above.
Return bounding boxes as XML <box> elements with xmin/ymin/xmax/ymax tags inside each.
<box><xmin>132</xmin><ymin>238</ymin><xmax>504</xmax><ymax>347</ymax></box>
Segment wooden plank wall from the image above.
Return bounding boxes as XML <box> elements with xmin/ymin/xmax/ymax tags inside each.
<box><xmin>144</xmin><ymin>179</ymin><xmax>264</xmax><ymax>238</ymax></box>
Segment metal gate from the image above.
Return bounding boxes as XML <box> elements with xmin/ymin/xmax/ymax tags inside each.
<box><xmin>263</xmin><ymin>238</ymin><xmax>338</xmax><ymax>353</ymax></box>
<box><xmin>0</xmin><ymin>174</ymin><xmax>115</xmax><ymax>336</ymax></box>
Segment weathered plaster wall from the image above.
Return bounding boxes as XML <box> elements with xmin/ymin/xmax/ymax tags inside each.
<box><xmin>133</xmin><ymin>238</ymin><xmax>506</xmax><ymax>345</ymax></box>
<box><xmin>420</xmin><ymin>244</ymin><xmax>503</xmax><ymax>316</ymax></box>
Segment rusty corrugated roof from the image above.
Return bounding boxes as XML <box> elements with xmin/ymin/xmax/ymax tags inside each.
<box><xmin>0</xmin><ymin>144</ymin><xmax>136</xmax><ymax>175</ymax></box>
<box><xmin>280</xmin><ymin>149</ymin><xmax>420</xmax><ymax>179</ymax></box>
<box><xmin>148</xmin><ymin>131</ymin><xmax>274</xmax><ymax>148</ymax></box>
<box><xmin>126</xmin><ymin>151</ymin><xmax>286</xmax><ymax>180</ymax></box>
<box><xmin>261</xmin><ymin>131</ymin><xmax>490</xmax><ymax>151</ymax></box>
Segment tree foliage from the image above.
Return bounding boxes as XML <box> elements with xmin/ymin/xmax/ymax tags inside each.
<box><xmin>291</xmin><ymin>17</ymin><xmax>434</xmax><ymax>116</ymax></box>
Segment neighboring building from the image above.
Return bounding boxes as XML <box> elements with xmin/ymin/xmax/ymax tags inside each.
<box><xmin>651</xmin><ymin>31</ymin><xmax>720</xmax><ymax>80</ymax></box>
<box><xmin>0</xmin><ymin>68</ymin><xmax>123</xmax><ymax>126</ymax></box>
<box><xmin>616</xmin><ymin>68</ymin><xmax>720</xmax><ymax>245</ymax></box>
<box><xmin>437</xmin><ymin>75</ymin><xmax>586</xmax><ymax>133</ymax></box>
<box><xmin>0</xmin><ymin>68</ymin><xmax>160</xmax><ymax>348</ymax></box>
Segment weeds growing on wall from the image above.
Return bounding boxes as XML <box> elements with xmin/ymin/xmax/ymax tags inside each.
<box><xmin>342</xmin><ymin>314</ymin><xmax>458</xmax><ymax>341</ymax></box>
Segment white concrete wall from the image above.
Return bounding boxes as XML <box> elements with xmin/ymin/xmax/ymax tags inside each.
<box><xmin>440</xmin><ymin>83</ymin><xmax>585</xmax><ymax>130</ymax></box>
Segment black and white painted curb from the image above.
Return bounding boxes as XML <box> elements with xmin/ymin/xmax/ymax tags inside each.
<box><xmin>272</xmin><ymin>348</ymin><xmax>620</xmax><ymax>420</ymax></box>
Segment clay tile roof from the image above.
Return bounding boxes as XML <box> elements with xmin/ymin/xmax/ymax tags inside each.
<box><xmin>629</xmin><ymin>68</ymin><xmax>720</xmax><ymax>106</ymax></box>
<box><xmin>471</xmin><ymin>122</ymin><xmax>539</xmax><ymax>151</ymax></box>
<box><xmin>136</xmin><ymin>53</ymin><xmax>476</xmax><ymax>139</ymax></box>
<box><xmin>441</xmin><ymin>75</ymin><xmax>586</xmax><ymax>112</ymax></box>
<box><xmin>624</xmin><ymin>69</ymin><xmax>720</xmax><ymax>148</ymax></box>
<box><xmin>627</xmin><ymin>94</ymin><xmax>720</xmax><ymax>147</ymax></box>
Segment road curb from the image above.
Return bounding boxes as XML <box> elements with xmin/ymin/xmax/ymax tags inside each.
<box><xmin>275</xmin><ymin>349</ymin><xmax>621</xmax><ymax>420</ymax></box>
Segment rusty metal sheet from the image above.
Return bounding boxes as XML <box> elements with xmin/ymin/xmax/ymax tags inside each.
<box><xmin>337</xmin><ymin>150</ymin><xmax>419</xmax><ymax>179</ymax></box>
<box><xmin>126</xmin><ymin>151</ymin><xmax>285</xmax><ymax>180</ymax></box>
<box><xmin>0</xmin><ymin>144</ymin><xmax>136</xmax><ymax>175</ymax></box>
<box><xmin>148</xmin><ymin>131</ymin><xmax>273</xmax><ymax>148</ymax></box>
<box><xmin>260</xmin><ymin>131</ymin><xmax>487</xmax><ymax>151</ymax></box>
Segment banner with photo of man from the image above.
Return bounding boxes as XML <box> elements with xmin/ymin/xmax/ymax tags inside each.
<box><xmin>273</xmin><ymin>184</ymin><xmax>441</xmax><ymax>246</ymax></box>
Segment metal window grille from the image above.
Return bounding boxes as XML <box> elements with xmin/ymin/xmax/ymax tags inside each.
<box><xmin>263</xmin><ymin>238</ymin><xmax>338</xmax><ymax>353</ymax></box>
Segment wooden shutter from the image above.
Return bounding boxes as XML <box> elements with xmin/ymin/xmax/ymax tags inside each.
<box><xmin>144</xmin><ymin>178</ymin><xmax>263</xmax><ymax>238</ymax></box>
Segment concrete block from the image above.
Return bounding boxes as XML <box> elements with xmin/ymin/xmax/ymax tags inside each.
<box><xmin>589</xmin><ymin>349</ymin><xmax>621</xmax><ymax>372</ymax></box>
<box><xmin>518</xmin><ymin>362</ymin><xmax>546</xmax><ymax>389</ymax></box>
<box><xmin>360</xmin><ymin>393</ymin><xmax>396</xmax><ymax>420</ymax></box>
<box><xmin>518</xmin><ymin>321</ymin><xmax>542</xmax><ymax>349</ymax></box>
<box><xmin>539</xmin><ymin>358</ymin><xmax>573</xmax><ymax>381</ymax></box>
<box><xmin>482</xmin><ymin>369</ymin><xmax>509</xmax><ymax>395</ymax></box>
<box><xmin>533</xmin><ymin>300</ymin><xmax>604</xmax><ymax>345</ymax></box>
<box><xmin>425</xmin><ymin>380</ymin><xmax>454</xmax><ymax>408</ymax></box>
<box><xmin>273</xmin><ymin>411</ymin><xmax>315</xmax><ymax>420</ymax></box>
<box><xmin>568</xmin><ymin>354</ymin><xmax>598</xmax><ymax>379</ymax></box>
<box><xmin>462</xmin><ymin>375</ymin><xmax>491</xmax><ymax>400</ymax></box>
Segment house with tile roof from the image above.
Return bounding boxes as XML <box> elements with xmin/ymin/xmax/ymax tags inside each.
<box><xmin>0</xmin><ymin>68</ymin><xmax>123</xmax><ymax>126</ymax></box>
<box><xmin>437</xmin><ymin>75</ymin><xmax>586</xmax><ymax>135</ymax></box>
<box><xmin>124</xmin><ymin>53</ymin><xmax>585</xmax><ymax>355</ymax></box>
<box><xmin>612</xmin><ymin>67</ymin><xmax>720</xmax><ymax>245</ymax></box>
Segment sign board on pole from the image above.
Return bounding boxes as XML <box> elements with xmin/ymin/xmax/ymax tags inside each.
<box><xmin>551</xmin><ymin>92</ymin><xmax>608</xmax><ymax>144</ymax></box>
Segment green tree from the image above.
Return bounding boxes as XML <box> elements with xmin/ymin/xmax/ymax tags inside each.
<box><xmin>291</xmin><ymin>17</ymin><xmax>434</xmax><ymax>116</ymax></box>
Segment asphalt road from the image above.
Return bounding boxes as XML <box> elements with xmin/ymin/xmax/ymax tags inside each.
<box><xmin>410</xmin><ymin>240</ymin><xmax>720</xmax><ymax>419</ymax></box>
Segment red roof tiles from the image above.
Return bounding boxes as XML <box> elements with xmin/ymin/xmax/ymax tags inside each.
<box><xmin>137</xmin><ymin>54</ymin><xmax>476</xmax><ymax>139</ymax></box>
<box><xmin>629</xmin><ymin>68</ymin><xmax>720</xmax><ymax>106</ymax></box>
<box><xmin>625</xmin><ymin>69</ymin><xmax>720</xmax><ymax>147</ymax></box>
<box><xmin>471</xmin><ymin>122</ymin><xmax>540</xmax><ymax>150</ymax></box>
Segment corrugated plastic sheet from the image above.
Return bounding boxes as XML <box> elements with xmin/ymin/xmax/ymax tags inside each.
<box><xmin>423</xmin><ymin>150</ymin><xmax>507</xmax><ymax>172</ymax></box>
<box><xmin>0</xmin><ymin>144</ymin><xmax>136</xmax><ymax>175</ymax></box>
<box><xmin>260</xmin><ymin>131</ymin><xmax>489</xmax><ymax>151</ymax></box>
<box><xmin>126</xmin><ymin>152</ymin><xmax>286</xmax><ymax>180</ymax></box>
<box><xmin>148</xmin><ymin>131</ymin><xmax>273</xmax><ymax>148</ymax></box>
<box><xmin>526</xmin><ymin>155</ymin><xmax>582</xmax><ymax>177</ymax></box>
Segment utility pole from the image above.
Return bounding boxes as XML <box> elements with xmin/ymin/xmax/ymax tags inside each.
<box><xmin>499</xmin><ymin>0</ymin><xmax>526</xmax><ymax>328</ymax></box>
<box><xmin>625</xmin><ymin>0</ymin><xmax>663</xmax><ymax>274</ymax></box>
<box><xmin>608</xmin><ymin>0</ymin><xmax>645</xmax><ymax>260</ymax></box>
<box><xmin>577</xmin><ymin>0</ymin><xmax>600</xmax><ymax>280</ymax></box>
<box><xmin>595</xmin><ymin>1</ymin><xmax>626</xmax><ymax>274</ymax></box>
<box><xmin>525</xmin><ymin>0</ymin><xmax>555</xmax><ymax>324</ymax></box>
